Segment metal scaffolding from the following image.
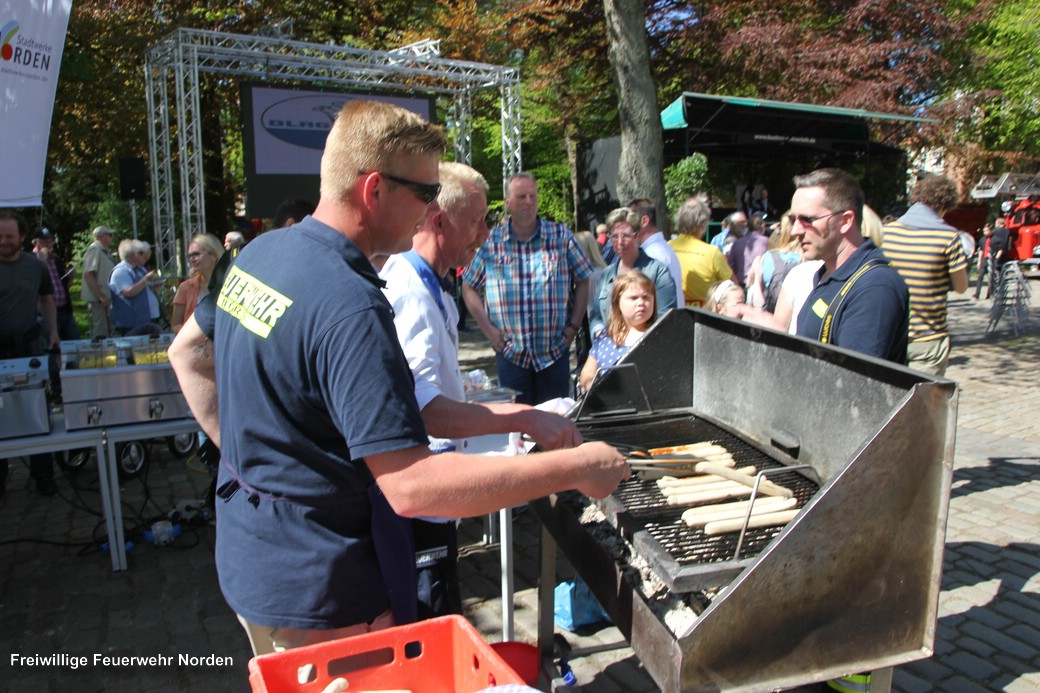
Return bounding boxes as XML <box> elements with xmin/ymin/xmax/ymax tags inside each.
<box><xmin>144</xmin><ymin>28</ymin><xmax>521</xmax><ymax>274</ymax></box>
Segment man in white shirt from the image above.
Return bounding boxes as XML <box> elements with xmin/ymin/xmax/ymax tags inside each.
<box><xmin>629</xmin><ymin>197</ymin><xmax>682</xmax><ymax>310</ymax></box>
<box><xmin>380</xmin><ymin>161</ymin><xmax>581</xmax><ymax>617</ymax></box>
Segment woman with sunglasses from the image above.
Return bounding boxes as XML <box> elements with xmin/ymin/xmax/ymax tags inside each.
<box><xmin>588</xmin><ymin>207</ymin><xmax>677</xmax><ymax>338</ymax></box>
<box><xmin>171</xmin><ymin>233</ymin><xmax>224</xmax><ymax>333</ymax></box>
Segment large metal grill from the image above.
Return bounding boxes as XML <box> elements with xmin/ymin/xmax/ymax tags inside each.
<box><xmin>533</xmin><ymin>308</ymin><xmax>958</xmax><ymax>693</ymax></box>
<box><xmin>580</xmin><ymin>411</ymin><xmax>820</xmax><ymax>592</ymax></box>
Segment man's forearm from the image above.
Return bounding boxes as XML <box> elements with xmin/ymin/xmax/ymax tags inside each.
<box><xmin>84</xmin><ymin>272</ymin><xmax>104</xmax><ymax>301</ymax></box>
<box><xmin>421</xmin><ymin>396</ymin><xmax>579</xmax><ymax>450</ymax></box>
<box><xmin>168</xmin><ymin>315</ymin><xmax>220</xmax><ymax>445</ymax></box>
<box><xmin>39</xmin><ymin>296</ymin><xmax>58</xmax><ymax>346</ymax></box>
<box><xmin>421</xmin><ymin>396</ymin><xmax>513</xmax><ymax>440</ymax></box>
<box><xmin>462</xmin><ymin>282</ymin><xmax>497</xmax><ymax>341</ymax></box>
<box><xmin>570</xmin><ymin>279</ymin><xmax>590</xmax><ymax>326</ymax></box>
<box><xmin>121</xmin><ymin>275</ymin><xmax>149</xmax><ymax>298</ymax></box>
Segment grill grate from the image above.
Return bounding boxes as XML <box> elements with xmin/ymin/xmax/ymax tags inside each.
<box><xmin>583</xmin><ymin>412</ymin><xmax>819</xmax><ymax>570</ymax></box>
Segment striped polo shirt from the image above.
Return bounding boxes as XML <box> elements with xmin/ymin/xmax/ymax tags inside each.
<box><xmin>881</xmin><ymin>219</ymin><xmax>967</xmax><ymax>342</ymax></box>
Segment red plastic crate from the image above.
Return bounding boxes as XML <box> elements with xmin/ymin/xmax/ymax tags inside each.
<box><xmin>248</xmin><ymin>615</ymin><xmax>526</xmax><ymax>693</ymax></box>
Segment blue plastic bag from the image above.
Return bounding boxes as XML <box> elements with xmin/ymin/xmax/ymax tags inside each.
<box><xmin>553</xmin><ymin>577</ymin><xmax>611</xmax><ymax>630</ymax></box>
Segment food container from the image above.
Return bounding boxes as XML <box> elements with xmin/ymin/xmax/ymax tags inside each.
<box><xmin>247</xmin><ymin>615</ymin><xmax>525</xmax><ymax>693</ymax></box>
<box><xmin>77</xmin><ymin>343</ymin><xmax>117</xmax><ymax>369</ymax></box>
<box><xmin>132</xmin><ymin>343</ymin><xmax>157</xmax><ymax>365</ymax></box>
<box><xmin>60</xmin><ymin>337</ymin><xmax>192</xmax><ymax>429</ymax></box>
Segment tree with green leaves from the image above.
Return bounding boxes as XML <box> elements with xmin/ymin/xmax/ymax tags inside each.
<box><xmin>924</xmin><ymin>0</ymin><xmax>1040</xmax><ymax>180</ymax></box>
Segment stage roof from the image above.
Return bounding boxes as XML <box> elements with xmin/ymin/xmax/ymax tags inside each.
<box><xmin>660</xmin><ymin>92</ymin><xmax>934</xmax><ymax>161</ymax></box>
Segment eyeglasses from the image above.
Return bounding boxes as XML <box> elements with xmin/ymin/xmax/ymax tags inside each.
<box><xmin>610</xmin><ymin>231</ymin><xmax>637</xmax><ymax>242</ymax></box>
<box><xmin>365</xmin><ymin>171</ymin><xmax>441</xmax><ymax>206</ymax></box>
<box><xmin>787</xmin><ymin>210</ymin><xmax>849</xmax><ymax>227</ymax></box>
<box><xmin>187</xmin><ymin>252</ymin><xmax>206</xmax><ymax>260</ymax></box>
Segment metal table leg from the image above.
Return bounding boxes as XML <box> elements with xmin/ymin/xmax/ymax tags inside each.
<box><xmin>538</xmin><ymin>524</ymin><xmax>557</xmax><ymax>653</ymax></box>
<box><xmin>500</xmin><ymin>505</ymin><xmax>514</xmax><ymax>642</ymax></box>
<box><xmin>103</xmin><ymin>432</ymin><xmax>128</xmax><ymax>571</ymax></box>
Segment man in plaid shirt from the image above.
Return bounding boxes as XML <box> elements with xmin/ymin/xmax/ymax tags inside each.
<box><xmin>463</xmin><ymin>172</ymin><xmax>592</xmax><ymax>405</ymax></box>
<box><xmin>33</xmin><ymin>228</ymin><xmax>80</xmax><ymax>341</ymax></box>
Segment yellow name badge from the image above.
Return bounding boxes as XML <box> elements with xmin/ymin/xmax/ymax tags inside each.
<box><xmin>812</xmin><ymin>298</ymin><xmax>829</xmax><ymax>318</ymax></box>
<box><xmin>217</xmin><ymin>266</ymin><xmax>293</xmax><ymax>338</ymax></box>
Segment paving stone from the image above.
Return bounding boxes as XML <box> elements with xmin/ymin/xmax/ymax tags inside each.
<box><xmin>899</xmin><ymin>653</ymin><xmax>954</xmax><ymax>682</ymax></box>
<box><xmin>577</xmin><ymin>670</ymin><xmax>624</xmax><ymax>693</ymax></box>
<box><xmin>961</xmin><ymin>621</ymin><xmax>1038</xmax><ymax>659</ymax></box>
<box><xmin>961</xmin><ymin>543</ymin><xmax>1004</xmax><ymax>564</ymax></box>
<box><xmin>942</xmin><ymin>674</ymin><xmax>1002</xmax><ymax>693</ymax></box>
<box><xmin>956</xmin><ymin>635</ymin><xmax>997</xmax><ymax>658</ymax></box>
<box><xmin>946</xmin><ymin>650</ymin><xmax>1002</xmax><ymax>680</ymax></box>
<box><xmin>989</xmin><ymin>653</ymin><xmax>1040</xmax><ymax>685</ymax></box>
<box><xmin>1001</xmin><ymin>675</ymin><xmax>1040</xmax><ymax>692</ymax></box>
<box><xmin>892</xmin><ymin>668</ymin><xmax>938</xmax><ymax>693</ymax></box>
<box><xmin>1006</xmin><ymin>623</ymin><xmax>1040</xmax><ymax>649</ymax></box>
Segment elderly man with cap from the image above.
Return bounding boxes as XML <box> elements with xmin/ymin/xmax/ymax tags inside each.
<box><xmin>80</xmin><ymin>226</ymin><xmax>117</xmax><ymax>338</ymax></box>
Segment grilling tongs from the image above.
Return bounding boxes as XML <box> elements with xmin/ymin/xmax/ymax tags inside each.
<box><xmin>602</xmin><ymin>440</ymin><xmax>742</xmax><ymax>476</ymax></box>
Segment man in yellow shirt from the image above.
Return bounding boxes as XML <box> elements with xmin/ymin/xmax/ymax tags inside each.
<box><xmin>669</xmin><ymin>197</ymin><xmax>732</xmax><ymax>307</ymax></box>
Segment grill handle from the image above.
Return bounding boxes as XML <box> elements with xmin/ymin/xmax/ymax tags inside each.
<box><xmin>733</xmin><ymin>464</ymin><xmax>814</xmax><ymax>560</ymax></box>
<box><xmin>768</xmin><ymin>428</ymin><xmax>800</xmax><ymax>458</ymax></box>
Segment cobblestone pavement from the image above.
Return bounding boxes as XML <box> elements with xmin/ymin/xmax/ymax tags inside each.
<box><xmin>0</xmin><ymin>278</ymin><xmax>1036</xmax><ymax>691</ymax></box>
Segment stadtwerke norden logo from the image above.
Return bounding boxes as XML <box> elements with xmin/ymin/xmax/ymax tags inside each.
<box><xmin>1</xmin><ymin>19</ymin><xmax>55</xmax><ymax>71</ymax></box>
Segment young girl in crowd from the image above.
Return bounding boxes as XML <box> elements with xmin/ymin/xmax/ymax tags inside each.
<box><xmin>578</xmin><ymin>270</ymin><xmax>657</xmax><ymax>393</ymax></box>
<box><xmin>704</xmin><ymin>278</ymin><xmax>746</xmax><ymax>318</ymax></box>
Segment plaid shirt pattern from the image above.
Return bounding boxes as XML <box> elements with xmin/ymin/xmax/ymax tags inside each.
<box><xmin>36</xmin><ymin>253</ymin><xmax>68</xmax><ymax>307</ymax></box>
<box><xmin>463</xmin><ymin>217</ymin><xmax>592</xmax><ymax>371</ymax></box>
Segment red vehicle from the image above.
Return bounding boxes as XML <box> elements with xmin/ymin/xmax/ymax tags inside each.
<box><xmin>970</xmin><ymin>173</ymin><xmax>1040</xmax><ymax>267</ymax></box>
<box><xmin>1001</xmin><ymin>197</ymin><xmax>1040</xmax><ymax>264</ymax></box>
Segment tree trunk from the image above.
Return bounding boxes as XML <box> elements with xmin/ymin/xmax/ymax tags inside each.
<box><xmin>602</xmin><ymin>0</ymin><xmax>668</xmax><ymax>233</ymax></box>
<box><xmin>566</xmin><ymin>133</ymin><xmax>581</xmax><ymax>230</ymax></box>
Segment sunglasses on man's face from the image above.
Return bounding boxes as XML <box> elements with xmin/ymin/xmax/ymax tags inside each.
<box><xmin>378</xmin><ymin>171</ymin><xmax>441</xmax><ymax>206</ymax></box>
<box><xmin>787</xmin><ymin>210</ymin><xmax>848</xmax><ymax>227</ymax></box>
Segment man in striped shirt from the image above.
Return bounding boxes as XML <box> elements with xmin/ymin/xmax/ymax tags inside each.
<box><xmin>882</xmin><ymin>174</ymin><xmax>968</xmax><ymax>376</ymax></box>
<box><xmin>463</xmin><ymin>172</ymin><xmax>593</xmax><ymax>405</ymax></box>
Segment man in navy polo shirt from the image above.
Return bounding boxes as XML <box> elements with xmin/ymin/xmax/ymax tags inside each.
<box><xmin>183</xmin><ymin>100</ymin><xmax>628</xmax><ymax>657</ymax></box>
<box><xmin>791</xmin><ymin>168</ymin><xmax>909</xmax><ymax>363</ymax></box>
<box><xmin>789</xmin><ymin>167</ymin><xmax>909</xmax><ymax>693</ymax></box>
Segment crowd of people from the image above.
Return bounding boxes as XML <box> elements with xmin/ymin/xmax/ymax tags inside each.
<box><xmin>67</xmin><ymin>225</ymin><xmax>229</xmax><ymax>340</ymax></box>
<box><xmin>574</xmin><ymin>170</ymin><xmax>985</xmax><ymax>387</ymax></box>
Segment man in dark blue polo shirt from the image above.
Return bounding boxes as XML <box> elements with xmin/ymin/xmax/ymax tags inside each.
<box><xmin>172</xmin><ymin>100</ymin><xmax>629</xmax><ymax>658</ymax></box>
<box><xmin>791</xmin><ymin>168</ymin><xmax>909</xmax><ymax>363</ymax></box>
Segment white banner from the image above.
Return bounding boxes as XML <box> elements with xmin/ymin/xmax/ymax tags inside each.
<box><xmin>0</xmin><ymin>0</ymin><xmax>73</xmax><ymax>207</ymax></box>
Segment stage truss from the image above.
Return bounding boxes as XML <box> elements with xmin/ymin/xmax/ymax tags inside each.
<box><xmin>144</xmin><ymin>28</ymin><xmax>521</xmax><ymax>274</ymax></box>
